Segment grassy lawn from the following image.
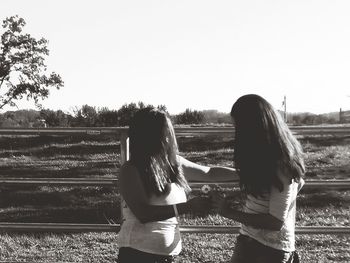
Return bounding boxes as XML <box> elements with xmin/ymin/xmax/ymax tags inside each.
<box><xmin>0</xmin><ymin>232</ymin><xmax>349</xmax><ymax>262</ymax></box>
<box><xmin>0</xmin><ymin>132</ymin><xmax>349</xmax><ymax>262</ymax></box>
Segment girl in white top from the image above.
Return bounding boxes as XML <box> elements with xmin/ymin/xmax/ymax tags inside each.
<box><xmin>213</xmin><ymin>94</ymin><xmax>305</xmax><ymax>263</ymax></box>
<box><xmin>118</xmin><ymin>108</ymin><xmax>237</xmax><ymax>263</ymax></box>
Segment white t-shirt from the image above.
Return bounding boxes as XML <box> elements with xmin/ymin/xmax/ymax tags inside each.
<box><xmin>240</xmin><ymin>171</ymin><xmax>304</xmax><ymax>252</ymax></box>
<box><xmin>118</xmin><ymin>183</ymin><xmax>186</xmax><ymax>256</ymax></box>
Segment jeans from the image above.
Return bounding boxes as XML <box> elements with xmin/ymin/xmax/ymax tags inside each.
<box><xmin>117</xmin><ymin>247</ymin><xmax>175</xmax><ymax>263</ymax></box>
<box><xmin>231</xmin><ymin>234</ymin><xmax>299</xmax><ymax>263</ymax></box>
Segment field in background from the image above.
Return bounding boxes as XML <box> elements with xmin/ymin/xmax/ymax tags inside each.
<box><xmin>0</xmin><ymin>132</ymin><xmax>349</xmax><ymax>262</ymax></box>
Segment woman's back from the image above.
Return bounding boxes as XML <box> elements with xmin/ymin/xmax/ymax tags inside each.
<box><xmin>240</xmin><ymin>168</ymin><xmax>305</xmax><ymax>252</ymax></box>
<box><xmin>118</xmin><ymin>162</ymin><xmax>186</xmax><ymax>256</ymax></box>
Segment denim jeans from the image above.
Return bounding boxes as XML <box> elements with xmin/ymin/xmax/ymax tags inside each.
<box><xmin>118</xmin><ymin>247</ymin><xmax>175</xmax><ymax>263</ymax></box>
<box><xmin>231</xmin><ymin>234</ymin><xmax>298</xmax><ymax>263</ymax></box>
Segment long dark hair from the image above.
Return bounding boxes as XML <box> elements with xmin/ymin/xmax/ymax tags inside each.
<box><xmin>231</xmin><ymin>94</ymin><xmax>305</xmax><ymax>197</ymax></box>
<box><xmin>128</xmin><ymin>108</ymin><xmax>190</xmax><ymax>196</ymax></box>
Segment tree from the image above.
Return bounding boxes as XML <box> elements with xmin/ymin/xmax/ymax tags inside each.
<box><xmin>72</xmin><ymin>105</ymin><xmax>98</xmax><ymax>127</ymax></box>
<box><xmin>40</xmin><ymin>109</ymin><xmax>70</xmax><ymax>127</ymax></box>
<box><xmin>174</xmin><ymin>109</ymin><xmax>205</xmax><ymax>124</ymax></box>
<box><xmin>0</xmin><ymin>109</ymin><xmax>40</xmax><ymax>127</ymax></box>
<box><xmin>97</xmin><ymin>107</ymin><xmax>119</xmax><ymax>127</ymax></box>
<box><xmin>0</xmin><ymin>15</ymin><xmax>63</xmax><ymax>109</ymax></box>
<box><xmin>117</xmin><ymin>103</ymin><xmax>139</xmax><ymax>126</ymax></box>
<box><xmin>202</xmin><ymin>110</ymin><xmax>231</xmax><ymax>124</ymax></box>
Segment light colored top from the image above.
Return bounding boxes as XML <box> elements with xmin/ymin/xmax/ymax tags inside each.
<box><xmin>118</xmin><ymin>183</ymin><xmax>186</xmax><ymax>255</ymax></box>
<box><xmin>240</xmin><ymin>171</ymin><xmax>304</xmax><ymax>252</ymax></box>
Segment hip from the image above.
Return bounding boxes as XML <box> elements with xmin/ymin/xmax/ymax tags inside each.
<box><xmin>118</xmin><ymin>221</ymin><xmax>182</xmax><ymax>255</ymax></box>
<box><xmin>231</xmin><ymin>234</ymin><xmax>297</xmax><ymax>263</ymax></box>
<box><xmin>118</xmin><ymin>247</ymin><xmax>175</xmax><ymax>263</ymax></box>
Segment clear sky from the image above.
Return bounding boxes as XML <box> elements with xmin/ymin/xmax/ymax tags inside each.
<box><xmin>1</xmin><ymin>0</ymin><xmax>350</xmax><ymax>114</ymax></box>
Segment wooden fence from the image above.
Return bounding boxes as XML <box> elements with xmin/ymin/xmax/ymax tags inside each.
<box><xmin>0</xmin><ymin>126</ymin><xmax>349</xmax><ymax>234</ymax></box>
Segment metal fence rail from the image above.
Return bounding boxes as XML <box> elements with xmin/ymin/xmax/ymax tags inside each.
<box><xmin>0</xmin><ymin>126</ymin><xmax>349</xmax><ymax>136</ymax></box>
<box><xmin>0</xmin><ymin>127</ymin><xmax>127</xmax><ymax>135</ymax></box>
<box><xmin>1</xmin><ymin>223</ymin><xmax>349</xmax><ymax>235</ymax></box>
<box><xmin>180</xmin><ymin>226</ymin><xmax>350</xmax><ymax>235</ymax></box>
<box><xmin>176</xmin><ymin>125</ymin><xmax>350</xmax><ymax>136</ymax></box>
<box><xmin>189</xmin><ymin>180</ymin><xmax>350</xmax><ymax>190</ymax></box>
<box><xmin>1</xmin><ymin>178</ymin><xmax>350</xmax><ymax>190</ymax></box>
<box><xmin>0</xmin><ymin>178</ymin><xmax>119</xmax><ymax>186</ymax></box>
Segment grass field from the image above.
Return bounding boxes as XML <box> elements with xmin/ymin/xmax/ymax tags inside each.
<box><xmin>0</xmin><ymin>132</ymin><xmax>349</xmax><ymax>262</ymax></box>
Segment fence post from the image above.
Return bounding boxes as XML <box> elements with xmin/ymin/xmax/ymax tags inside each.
<box><xmin>120</xmin><ymin>131</ymin><xmax>129</xmax><ymax>164</ymax></box>
<box><xmin>119</xmin><ymin>131</ymin><xmax>129</xmax><ymax>225</ymax></box>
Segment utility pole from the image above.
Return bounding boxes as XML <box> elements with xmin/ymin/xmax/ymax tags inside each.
<box><xmin>283</xmin><ymin>95</ymin><xmax>287</xmax><ymax>122</ymax></box>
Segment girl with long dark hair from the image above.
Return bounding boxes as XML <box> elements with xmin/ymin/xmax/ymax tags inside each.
<box><xmin>213</xmin><ymin>94</ymin><xmax>305</xmax><ymax>263</ymax></box>
<box><xmin>118</xmin><ymin>108</ymin><xmax>237</xmax><ymax>263</ymax></box>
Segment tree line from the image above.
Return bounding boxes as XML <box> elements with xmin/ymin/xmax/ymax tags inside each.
<box><xmin>0</xmin><ymin>103</ymin><xmax>232</xmax><ymax>128</ymax></box>
<box><xmin>0</xmin><ymin>103</ymin><xmax>348</xmax><ymax>128</ymax></box>
<box><xmin>288</xmin><ymin>111</ymin><xmax>350</xmax><ymax>125</ymax></box>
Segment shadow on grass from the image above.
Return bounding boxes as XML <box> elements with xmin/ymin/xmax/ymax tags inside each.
<box><xmin>183</xmin><ymin>150</ymin><xmax>234</xmax><ymax>165</ymax></box>
<box><xmin>300</xmin><ymin>135</ymin><xmax>350</xmax><ymax>147</ymax></box>
<box><xmin>0</xmin><ymin>206</ymin><xmax>121</xmax><ymax>224</ymax></box>
<box><xmin>0</xmin><ymin>165</ymin><xmax>119</xmax><ymax>178</ymax></box>
<box><xmin>0</xmin><ymin>187</ymin><xmax>121</xmax><ymax>224</ymax></box>
<box><xmin>0</xmin><ymin>134</ymin><xmax>120</xmax><ymax>178</ymax></box>
<box><xmin>0</xmin><ymin>134</ymin><xmax>119</xmax><ymax>150</ymax></box>
<box><xmin>0</xmin><ymin>141</ymin><xmax>120</xmax><ymax>158</ymax></box>
<box><xmin>178</xmin><ymin>135</ymin><xmax>234</xmax><ymax>152</ymax></box>
<box><xmin>0</xmin><ymin>187</ymin><xmax>118</xmax><ymax>207</ymax></box>
<box><xmin>298</xmin><ymin>190</ymin><xmax>350</xmax><ymax>208</ymax></box>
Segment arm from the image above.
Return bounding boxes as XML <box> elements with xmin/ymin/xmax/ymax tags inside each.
<box><xmin>214</xmin><ymin>200</ymin><xmax>283</xmax><ymax>231</ymax></box>
<box><xmin>120</xmin><ymin>162</ymin><xmax>208</xmax><ymax>223</ymax></box>
<box><xmin>211</xmin><ymin>179</ymin><xmax>300</xmax><ymax>231</ymax></box>
<box><xmin>179</xmin><ymin>155</ymin><xmax>238</xmax><ymax>182</ymax></box>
